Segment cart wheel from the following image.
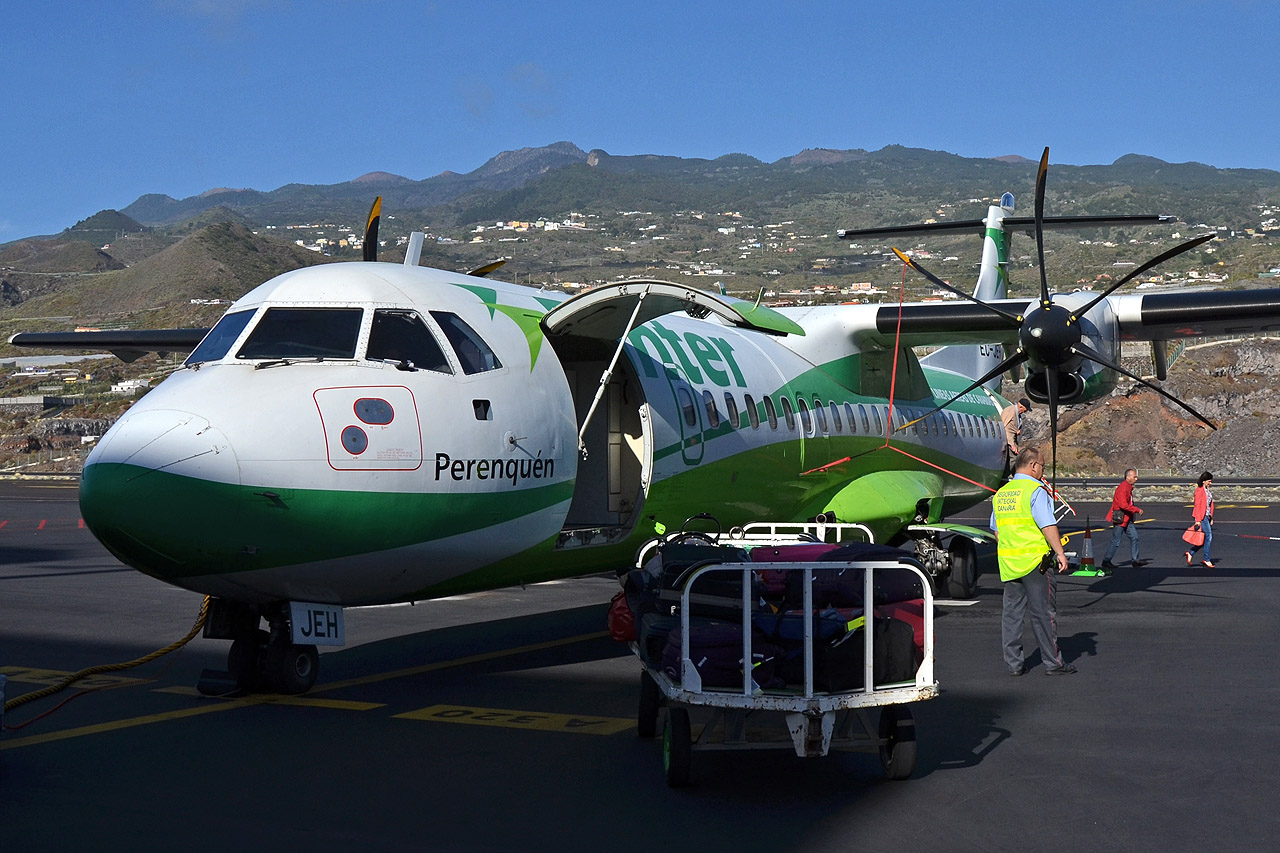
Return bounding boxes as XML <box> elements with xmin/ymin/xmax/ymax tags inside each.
<box><xmin>947</xmin><ymin>536</ymin><xmax>978</xmax><ymax>599</ymax></box>
<box><xmin>878</xmin><ymin>705</ymin><xmax>917</xmax><ymax>780</ymax></box>
<box><xmin>638</xmin><ymin>670</ymin><xmax>660</xmax><ymax>738</ymax></box>
<box><xmin>663</xmin><ymin>707</ymin><xmax>692</xmax><ymax>787</ymax></box>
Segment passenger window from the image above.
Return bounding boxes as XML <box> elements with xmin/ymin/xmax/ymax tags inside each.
<box><xmin>430</xmin><ymin>311</ymin><xmax>502</xmax><ymax>374</ymax></box>
<box><xmin>844</xmin><ymin>403</ymin><xmax>857</xmax><ymax>433</ymax></box>
<box><xmin>872</xmin><ymin>406</ymin><xmax>883</xmax><ymax>435</ymax></box>
<box><xmin>367</xmin><ymin>310</ymin><xmax>452</xmax><ymax>373</ymax></box>
<box><xmin>829</xmin><ymin>401</ymin><xmax>841</xmax><ymax>433</ymax></box>
<box><xmin>237</xmin><ymin>307</ymin><xmax>362</xmax><ymax>360</ymax></box>
<box><xmin>763</xmin><ymin>396</ymin><xmax>778</xmax><ymax>429</ymax></box>
<box><xmin>797</xmin><ymin>397</ymin><xmax>812</xmax><ymax>434</ymax></box>
<box><xmin>780</xmin><ymin>396</ymin><xmax>796</xmax><ymax>430</ymax></box>
<box><xmin>702</xmin><ymin>389</ymin><xmax>720</xmax><ymax>428</ymax></box>
<box><xmin>723</xmin><ymin>392</ymin><xmax>739</xmax><ymax>429</ymax></box>
<box><xmin>858</xmin><ymin>404</ymin><xmax>870</xmax><ymax>434</ymax></box>
<box><xmin>187</xmin><ymin>309</ymin><xmax>256</xmax><ymax>365</ymax></box>
<box><xmin>813</xmin><ymin>398</ymin><xmax>828</xmax><ymax>434</ymax></box>
<box><xmin>677</xmin><ymin>386</ymin><xmax>697</xmax><ymax>427</ymax></box>
<box><xmin>745</xmin><ymin>394</ymin><xmax>760</xmax><ymax>429</ymax></box>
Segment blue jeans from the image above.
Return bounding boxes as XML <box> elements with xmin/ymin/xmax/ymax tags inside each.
<box><xmin>1103</xmin><ymin>523</ymin><xmax>1139</xmax><ymax>564</ymax></box>
<box><xmin>1187</xmin><ymin>519</ymin><xmax>1213</xmax><ymax>561</ymax></box>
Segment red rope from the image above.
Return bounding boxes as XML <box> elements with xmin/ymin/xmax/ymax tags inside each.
<box><xmin>875</xmin><ymin>256</ymin><xmax>997</xmax><ymax>494</ymax></box>
<box><xmin>881</xmin><ymin>444</ymin><xmax>998</xmax><ymax>493</ymax></box>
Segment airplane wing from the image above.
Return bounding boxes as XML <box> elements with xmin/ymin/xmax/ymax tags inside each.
<box><xmin>6</xmin><ymin>328</ymin><xmax>210</xmax><ymax>363</ymax></box>
<box><xmin>849</xmin><ymin>287</ymin><xmax>1280</xmax><ymax>347</ymax></box>
<box><xmin>1112</xmin><ymin>289</ymin><xmax>1280</xmax><ymax>339</ymax></box>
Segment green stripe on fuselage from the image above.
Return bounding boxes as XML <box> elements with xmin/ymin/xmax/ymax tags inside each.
<box><xmin>79</xmin><ymin>462</ymin><xmax>574</xmax><ymax>580</ymax></box>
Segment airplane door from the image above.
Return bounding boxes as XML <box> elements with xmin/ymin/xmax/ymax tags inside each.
<box><xmin>667</xmin><ymin>372</ymin><xmax>705</xmax><ymax>466</ymax></box>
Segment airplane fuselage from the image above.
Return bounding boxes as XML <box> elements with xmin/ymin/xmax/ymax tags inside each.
<box><xmin>79</xmin><ymin>261</ymin><xmax>1008</xmax><ymax>606</ymax></box>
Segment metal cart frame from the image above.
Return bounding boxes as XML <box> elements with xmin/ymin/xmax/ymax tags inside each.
<box><xmin>633</xmin><ymin>547</ymin><xmax>937</xmax><ymax>787</ymax></box>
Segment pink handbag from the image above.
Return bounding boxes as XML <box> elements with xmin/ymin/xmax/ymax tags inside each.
<box><xmin>1182</xmin><ymin>526</ymin><xmax>1205</xmax><ymax>547</ymax></box>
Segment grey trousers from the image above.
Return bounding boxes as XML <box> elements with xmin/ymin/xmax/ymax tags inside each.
<box><xmin>1002</xmin><ymin>567</ymin><xmax>1066</xmax><ymax>672</ymax></box>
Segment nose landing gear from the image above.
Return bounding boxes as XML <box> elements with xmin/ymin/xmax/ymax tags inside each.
<box><xmin>199</xmin><ymin>600</ymin><xmax>320</xmax><ymax>695</ymax></box>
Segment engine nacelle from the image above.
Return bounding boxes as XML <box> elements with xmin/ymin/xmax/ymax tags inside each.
<box><xmin>1025</xmin><ymin>370</ymin><xmax>1086</xmax><ymax>405</ymax></box>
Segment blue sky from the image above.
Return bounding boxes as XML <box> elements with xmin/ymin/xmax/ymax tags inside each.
<box><xmin>3</xmin><ymin>0</ymin><xmax>1277</xmax><ymax>243</ymax></box>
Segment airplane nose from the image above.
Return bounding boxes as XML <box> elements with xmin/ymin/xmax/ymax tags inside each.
<box><xmin>80</xmin><ymin>409</ymin><xmax>240</xmax><ymax>578</ymax></box>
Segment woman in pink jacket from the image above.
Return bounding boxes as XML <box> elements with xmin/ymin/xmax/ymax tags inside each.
<box><xmin>1185</xmin><ymin>471</ymin><xmax>1216</xmax><ymax>568</ymax></box>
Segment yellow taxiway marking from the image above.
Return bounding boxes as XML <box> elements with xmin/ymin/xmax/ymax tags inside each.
<box><xmin>309</xmin><ymin>630</ymin><xmax>610</xmax><ymax>694</ymax></box>
<box><xmin>0</xmin><ymin>665</ymin><xmax>149</xmax><ymax>690</ymax></box>
<box><xmin>153</xmin><ymin>685</ymin><xmax>385</xmax><ymax>711</ymax></box>
<box><xmin>396</xmin><ymin>704</ymin><xmax>634</xmax><ymax>736</ymax></box>
<box><xmin>0</xmin><ymin>698</ymin><xmax>270</xmax><ymax>751</ymax></box>
<box><xmin>0</xmin><ymin>630</ymin><xmax>609</xmax><ymax>751</ymax></box>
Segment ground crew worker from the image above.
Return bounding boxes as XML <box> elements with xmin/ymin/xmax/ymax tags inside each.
<box><xmin>990</xmin><ymin>446</ymin><xmax>1076</xmax><ymax>675</ymax></box>
<box><xmin>1001</xmin><ymin>397</ymin><xmax>1031</xmax><ymax>476</ymax></box>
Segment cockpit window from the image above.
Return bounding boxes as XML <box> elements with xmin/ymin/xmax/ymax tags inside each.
<box><xmin>236</xmin><ymin>308</ymin><xmax>363</xmax><ymax>360</ymax></box>
<box><xmin>367</xmin><ymin>310</ymin><xmax>453</xmax><ymax>373</ymax></box>
<box><xmin>429</xmin><ymin>311</ymin><xmax>502</xmax><ymax>374</ymax></box>
<box><xmin>186</xmin><ymin>309</ymin><xmax>256</xmax><ymax>365</ymax></box>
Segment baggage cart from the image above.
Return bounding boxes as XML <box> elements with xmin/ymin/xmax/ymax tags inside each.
<box><xmin>625</xmin><ymin>520</ymin><xmax>937</xmax><ymax>787</ymax></box>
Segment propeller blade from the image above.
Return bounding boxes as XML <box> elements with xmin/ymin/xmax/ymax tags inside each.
<box><xmin>467</xmin><ymin>259</ymin><xmax>508</xmax><ymax>278</ymax></box>
<box><xmin>897</xmin><ymin>350</ymin><xmax>1029</xmax><ymax>431</ymax></box>
<box><xmin>1071</xmin><ymin>233</ymin><xmax>1217</xmax><ymax>320</ymax></box>
<box><xmin>363</xmin><ymin>196</ymin><xmax>382</xmax><ymax>262</ymax></box>
<box><xmin>891</xmin><ymin>248</ymin><xmax>1024</xmax><ymax>325</ymax></box>
<box><xmin>1044</xmin><ymin>367</ymin><xmax>1060</xmax><ymax>490</ymax></box>
<box><xmin>1072</xmin><ymin>341</ymin><xmax>1218</xmax><ymax>430</ymax></box>
<box><xmin>1034</xmin><ymin>147</ymin><xmax>1051</xmax><ymax>309</ymax></box>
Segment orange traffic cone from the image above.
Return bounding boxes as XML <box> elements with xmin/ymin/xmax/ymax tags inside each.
<box><xmin>1073</xmin><ymin>517</ymin><xmax>1102</xmax><ymax>575</ymax></box>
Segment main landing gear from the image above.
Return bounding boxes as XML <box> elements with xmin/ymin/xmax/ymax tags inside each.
<box><xmin>199</xmin><ymin>599</ymin><xmax>319</xmax><ymax>695</ymax></box>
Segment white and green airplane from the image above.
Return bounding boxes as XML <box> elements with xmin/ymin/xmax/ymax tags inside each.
<box><xmin>12</xmin><ymin>151</ymin><xmax>1280</xmax><ymax>693</ymax></box>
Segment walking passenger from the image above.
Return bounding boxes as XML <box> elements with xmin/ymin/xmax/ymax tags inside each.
<box><xmin>1101</xmin><ymin>468</ymin><xmax>1148</xmax><ymax>570</ymax></box>
<box><xmin>1185</xmin><ymin>471</ymin><xmax>1216</xmax><ymax>569</ymax></box>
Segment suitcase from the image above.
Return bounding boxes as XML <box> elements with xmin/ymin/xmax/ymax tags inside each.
<box><xmin>660</xmin><ymin>622</ymin><xmax>783</xmax><ymax>689</ymax></box>
<box><xmin>750</xmin><ymin>543</ymin><xmax>843</xmax><ymax>595</ymax></box>
<box><xmin>655</xmin><ymin>543</ymin><xmax>760</xmax><ymax>621</ymax></box>
<box><xmin>637</xmin><ymin>612</ymin><xmax>680</xmax><ymax>667</ymax></box>
<box><xmin>777</xmin><ymin>615</ymin><xmax>917</xmax><ymax>691</ymax></box>
<box><xmin>818</xmin><ymin>544</ymin><xmax>926</xmax><ymax>605</ymax></box>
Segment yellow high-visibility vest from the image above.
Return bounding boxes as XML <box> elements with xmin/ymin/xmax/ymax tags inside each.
<box><xmin>993</xmin><ymin>479</ymin><xmax>1049</xmax><ymax>581</ymax></box>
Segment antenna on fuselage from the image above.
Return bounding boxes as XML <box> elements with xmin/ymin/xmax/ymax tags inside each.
<box><xmin>404</xmin><ymin>232</ymin><xmax>424</xmax><ymax>267</ymax></box>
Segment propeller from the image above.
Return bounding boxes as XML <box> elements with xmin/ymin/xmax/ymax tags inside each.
<box><xmin>894</xmin><ymin>147</ymin><xmax>1217</xmax><ymax>488</ymax></box>
<box><xmin>363</xmin><ymin>197</ymin><xmax>382</xmax><ymax>262</ymax></box>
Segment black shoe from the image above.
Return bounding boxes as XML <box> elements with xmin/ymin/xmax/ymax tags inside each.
<box><xmin>1009</xmin><ymin>664</ymin><xmax>1027</xmax><ymax>677</ymax></box>
<box><xmin>1133</xmin><ymin>559</ymin><xmax>1151</xmax><ymax>567</ymax></box>
<box><xmin>1045</xmin><ymin>663</ymin><xmax>1078</xmax><ymax>675</ymax></box>
<box><xmin>1100</xmin><ymin>560</ymin><xmax>1118</xmax><ymax>570</ymax></box>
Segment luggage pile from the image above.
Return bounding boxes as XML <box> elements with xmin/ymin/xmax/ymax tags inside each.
<box><xmin>613</xmin><ymin>534</ymin><xmax>927</xmax><ymax>695</ymax></box>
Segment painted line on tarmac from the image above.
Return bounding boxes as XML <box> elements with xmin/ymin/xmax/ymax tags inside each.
<box><xmin>154</xmin><ymin>686</ymin><xmax>385</xmax><ymax>711</ymax></box>
<box><xmin>0</xmin><ymin>631</ymin><xmax>609</xmax><ymax>751</ymax></box>
<box><xmin>310</xmin><ymin>630</ymin><xmax>611</xmax><ymax>694</ymax></box>
<box><xmin>0</xmin><ymin>666</ymin><xmax>149</xmax><ymax>690</ymax></box>
<box><xmin>395</xmin><ymin>704</ymin><xmax>633</xmax><ymax>736</ymax></box>
<box><xmin>0</xmin><ymin>698</ymin><xmax>271</xmax><ymax>751</ymax></box>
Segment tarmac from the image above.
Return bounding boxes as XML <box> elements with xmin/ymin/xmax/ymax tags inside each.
<box><xmin>2</xmin><ymin>478</ymin><xmax>1279</xmax><ymax>851</ymax></box>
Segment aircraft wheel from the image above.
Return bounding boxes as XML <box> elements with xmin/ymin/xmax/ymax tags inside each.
<box><xmin>227</xmin><ymin>629</ymin><xmax>268</xmax><ymax>691</ymax></box>
<box><xmin>638</xmin><ymin>670</ymin><xmax>660</xmax><ymax>738</ymax></box>
<box><xmin>262</xmin><ymin>642</ymin><xmax>319</xmax><ymax>695</ymax></box>
<box><xmin>878</xmin><ymin>705</ymin><xmax>917</xmax><ymax>780</ymax></box>
<box><xmin>947</xmin><ymin>536</ymin><xmax>978</xmax><ymax>599</ymax></box>
<box><xmin>663</xmin><ymin>707</ymin><xmax>692</xmax><ymax>787</ymax></box>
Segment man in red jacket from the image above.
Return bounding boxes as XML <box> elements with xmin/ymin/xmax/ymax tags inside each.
<box><xmin>1101</xmin><ymin>468</ymin><xmax>1148</xmax><ymax>570</ymax></box>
